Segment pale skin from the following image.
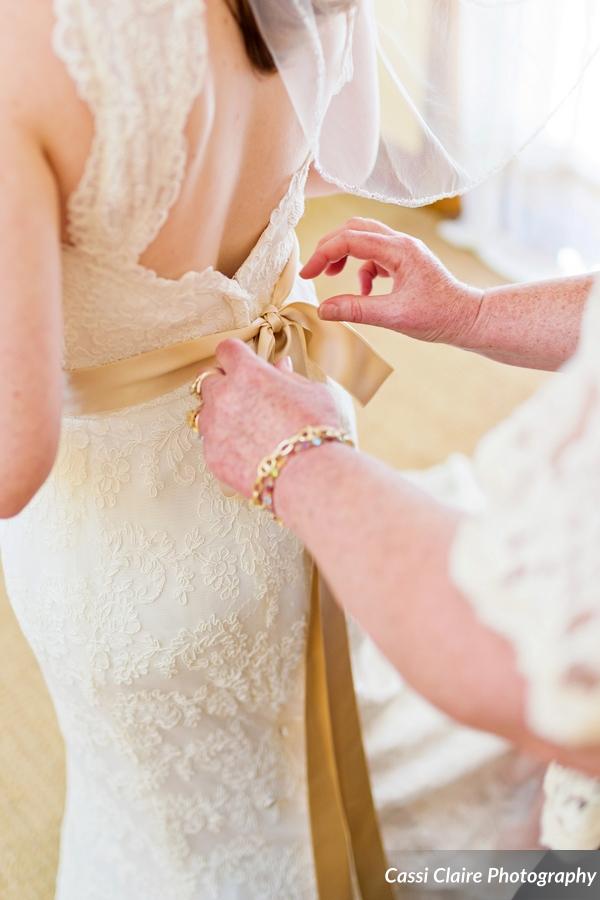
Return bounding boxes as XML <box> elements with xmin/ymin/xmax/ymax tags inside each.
<box><xmin>198</xmin><ymin>218</ymin><xmax>600</xmax><ymax>777</ymax></box>
<box><xmin>0</xmin><ymin>0</ymin><xmax>334</xmax><ymax>518</ymax></box>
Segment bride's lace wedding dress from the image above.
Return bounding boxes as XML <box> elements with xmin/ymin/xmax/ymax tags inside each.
<box><xmin>0</xmin><ymin>3</ymin><xmax>561</xmax><ymax>899</ymax></box>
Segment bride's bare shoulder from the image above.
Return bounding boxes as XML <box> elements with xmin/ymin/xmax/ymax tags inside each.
<box><xmin>0</xmin><ymin>1</ymin><xmax>68</xmax><ymax>129</ymax></box>
<box><xmin>0</xmin><ymin>0</ymin><xmax>91</xmax><ymax>199</ymax></box>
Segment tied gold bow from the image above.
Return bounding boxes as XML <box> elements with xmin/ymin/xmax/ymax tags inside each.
<box><xmin>64</xmin><ymin>243</ymin><xmax>392</xmax><ymax>416</ymax></box>
<box><xmin>63</xmin><ymin>239</ymin><xmax>394</xmax><ymax>900</ymax></box>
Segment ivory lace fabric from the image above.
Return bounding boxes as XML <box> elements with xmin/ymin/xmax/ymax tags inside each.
<box><xmin>452</xmin><ymin>281</ymin><xmax>600</xmax><ymax>850</ymax></box>
<box><xmin>0</xmin><ymin>3</ymin><xmax>568</xmax><ymax>898</ymax></box>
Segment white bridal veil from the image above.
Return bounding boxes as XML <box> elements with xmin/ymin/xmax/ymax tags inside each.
<box><xmin>248</xmin><ymin>0</ymin><xmax>600</xmax><ymax>205</ymax></box>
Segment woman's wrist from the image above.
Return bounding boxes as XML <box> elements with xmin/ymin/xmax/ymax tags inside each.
<box><xmin>250</xmin><ymin>425</ymin><xmax>352</xmax><ymax>520</ymax></box>
<box><xmin>450</xmin><ymin>284</ymin><xmax>487</xmax><ymax>353</ymax></box>
<box><xmin>274</xmin><ymin>440</ymin><xmax>354</xmax><ymax>532</ymax></box>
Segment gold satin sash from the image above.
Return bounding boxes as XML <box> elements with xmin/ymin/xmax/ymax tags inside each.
<box><xmin>64</xmin><ymin>244</ymin><xmax>392</xmax><ymax>415</ymax></box>
<box><xmin>64</xmin><ymin>241</ymin><xmax>395</xmax><ymax>899</ymax></box>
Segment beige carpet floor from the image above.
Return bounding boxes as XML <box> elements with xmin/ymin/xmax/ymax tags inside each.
<box><xmin>0</xmin><ymin>196</ymin><xmax>547</xmax><ymax>899</ymax></box>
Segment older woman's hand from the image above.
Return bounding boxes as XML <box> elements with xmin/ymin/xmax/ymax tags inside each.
<box><xmin>301</xmin><ymin>217</ymin><xmax>483</xmax><ymax>346</ymax></box>
<box><xmin>197</xmin><ymin>339</ymin><xmax>342</xmax><ymax>498</ymax></box>
<box><xmin>302</xmin><ymin>216</ymin><xmax>592</xmax><ymax>371</ymax></box>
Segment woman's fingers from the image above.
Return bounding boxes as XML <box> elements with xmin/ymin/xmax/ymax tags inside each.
<box><xmin>358</xmin><ymin>261</ymin><xmax>376</xmax><ymax>296</ymax></box>
<box><xmin>324</xmin><ymin>257</ymin><xmax>348</xmax><ymax>277</ymax></box>
<box><xmin>319</xmin><ymin>292</ymin><xmax>400</xmax><ymax>328</ymax></box>
<box><xmin>275</xmin><ymin>356</ymin><xmax>294</xmax><ymax>373</ymax></box>
<box><xmin>191</xmin><ymin>365</ymin><xmax>226</xmax><ymax>407</ymax></box>
<box><xmin>300</xmin><ymin>230</ymin><xmax>397</xmax><ymax>279</ymax></box>
<box><xmin>310</xmin><ymin>216</ymin><xmax>397</xmax><ymax>253</ymax></box>
<box><xmin>200</xmin><ymin>339</ymin><xmax>259</xmax><ymax>403</ymax></box>
<box><xmin>358</xmin><ymin>260</ymin><xmax>391</xmax><ymax>295</ymax></box>
<box><xmin>215</xmin><ymin>338</ymin><xmax>256</xmax><ymax>373</ymax></box>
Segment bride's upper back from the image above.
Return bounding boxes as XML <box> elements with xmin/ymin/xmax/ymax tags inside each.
<box><xmin>24</xmin><ymin>0</ymin><xmax>308</xmax><ymax>281</ymax></box>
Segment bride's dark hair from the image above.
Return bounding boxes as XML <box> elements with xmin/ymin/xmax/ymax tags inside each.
<box><xmin>227</xmin><ymin>1</ymin><xmax>356</xmax><ymax>73</ymax></box>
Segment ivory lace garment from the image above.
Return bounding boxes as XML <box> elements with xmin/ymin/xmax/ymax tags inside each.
<box><xmin>0</xmin><ymin>3</ymin><xmax>561</xmax><ymax>899</ymax></box>
<box><xmin>451</xmin><ymin>278</ymin><xmax>600</xmax><ymax>851</ymax></box>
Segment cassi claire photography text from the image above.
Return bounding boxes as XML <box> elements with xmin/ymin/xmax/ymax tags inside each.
<box><xmin>385</xmin><ymin>866</ymin><xmax>598</xmax><ymax>889</ymax></box>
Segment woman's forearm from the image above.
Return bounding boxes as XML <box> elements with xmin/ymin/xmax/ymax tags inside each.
<box><xmin>464</xmin><ymin>274</ymin><xmax>594</xmax><ymax>370</ymax></box>
<box><xmin>276</xmin><ymin>442</ymin><xmax>600</xmax><ymax>775</ymax></box>
<box><xmin>277</xmin><ymin>443</ymin><xmax>525</xmax><ymax>733</ymax></box>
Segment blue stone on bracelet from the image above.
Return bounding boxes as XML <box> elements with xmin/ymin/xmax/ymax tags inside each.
<box><xmin>312</xmin><ymin>438</ymin><xmax>322</xmax><ymax>446</ymax></box>
<box><xmin>263</xmin><ymin>495</ymin><xmax>272</xmax><ymax>506</ymax></box>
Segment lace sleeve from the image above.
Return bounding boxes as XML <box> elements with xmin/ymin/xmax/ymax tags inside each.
<box><xmin>450</xmin><ymin>280</ymin><xmax>600</xmax><ymax>748</ymax></box>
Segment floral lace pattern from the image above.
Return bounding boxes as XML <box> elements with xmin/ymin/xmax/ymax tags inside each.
<box><xmin>2</xmin><ymin>383</ymin><xmax>316</xmax><ymax>899</ymax></box>
<box><xmin>451</xmin><ymin>280</ymin><xmax>600</xmax><ymax>848</ymax></box>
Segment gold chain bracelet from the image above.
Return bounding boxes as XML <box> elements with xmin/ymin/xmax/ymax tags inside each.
<box><xmin>251</xmin><ymin>425</ymin><xmax>354</xmax><ymax>522</ymax></box>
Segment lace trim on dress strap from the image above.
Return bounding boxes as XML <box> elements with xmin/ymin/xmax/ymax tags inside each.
<box><xmin>52</xmin><ymin>0</ymin><xmax>208</xmax><ymax>264</ymax></box>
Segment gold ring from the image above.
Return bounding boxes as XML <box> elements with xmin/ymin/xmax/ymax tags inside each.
<box><xmin>187</xmin><ymin>407</ymin><xmax>203</xmax><ymax>433</ymax></box>
<box><xmin>187</xmin><ymin>367</ymin><xmax>225</xmax><ymax>436</ymax></box>
<box><xmin>190</xmin><ymin>366</ymin><xmax>225</xmax><ymax>401</ymax></box>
